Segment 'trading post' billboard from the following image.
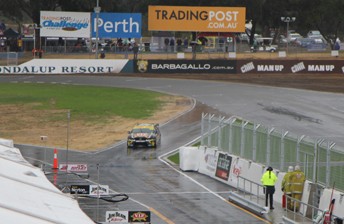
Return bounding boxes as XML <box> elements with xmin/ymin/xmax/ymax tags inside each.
<box><xmin>148</xmin><ymin>6</ymin><xmax>246</xmax><ymax>32</ymax></box>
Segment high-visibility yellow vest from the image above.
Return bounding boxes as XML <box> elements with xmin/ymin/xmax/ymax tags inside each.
<box><xmin>261</xmin><ymin>171</ymin><xmax>278</xmax><ymax>186</ymax></box>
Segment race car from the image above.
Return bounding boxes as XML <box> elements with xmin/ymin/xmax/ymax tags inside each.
<box><xmin>127</xmin><ymin>123</ymin><xmax>161</xmax><ymax>148</ymax></box>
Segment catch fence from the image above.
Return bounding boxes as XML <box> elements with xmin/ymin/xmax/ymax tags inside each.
<box><xmin>200</xmin><ymin>113</ymin><xmax>344</xmax><ymax>191</ymax></box>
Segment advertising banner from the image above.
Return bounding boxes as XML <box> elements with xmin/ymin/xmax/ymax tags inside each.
<box><xmin>237</xmin><ymin>60</ymin><xmax>344</xmax><ymax>74</ymax></box>
<box><xmin>128</xmin><ymin>211</ymin><xmax>151</xmax><ymax>223</ymax></box>
<box><xmin>91</xmin><ymin>13</ymin><xmax>141</xmax><ymax>38</ymax></box>
<box><xmin>215</xmin><ymin>153</ymin><xmax>232</xmax><ymax>181</ymax></box>
<box><xmin>198</xmin><ymin>147</ymin><xmax>218</xmax><ymax>177</ymax></box>
<box><xmin>105</xmin><ymin>211</ymin><xmax>151</xmax><ymax>223</ymax></box>
<box><xmin>59</xmin><ymin>163</ymin><xmax>88</xmax><ymax>172</ymax></box>
<box><xmin>21</xmin><ymin>24</ymin><xmax>35</xmax><ymax>37</ymax></box>
<box><xmin>89</xmin><ymin>185</ymin><xmax>109</xmax><ymax>196</ymax></box>
<box><xmin>148</xmin><ymin>6</ymin><xmax>246</xmax><ymax>32</ymax></box>
<box><xmin>70</xmin><ymin>185</ymin><xmax>90</xmax><ymax>195</ymax></box>
<box><xmin>0</xmin><ymin>59</ymin><xmax>131</xmax><ymax>74</ymax></box>
<box><xmin>40</xmin><ymin>11</ymin><xmax>91</xmax><ymax>38</ymax></box>
<box><xmin>70</xmin><ymin>185</ymin><xmax>109</xmax><ymax>196</ymax></box>
<box><xmin>134</xmin><ymin>60</ymin><xmax>236</xmax><ymax>73</ymax></box>
<box><xmin>106</xmin><ymin>211</ymin><xmax>129</xmax><ymax>223</ymax></box>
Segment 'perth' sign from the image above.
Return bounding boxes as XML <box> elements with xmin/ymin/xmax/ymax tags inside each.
<box><xmin>0</xmin><ymin>59</ymin><xmax>129</xmax><ymax>74</ymax></box>
<box><xmin>91</xmin><ymin>13</ymin><xmax>142</xmax><ymax>38</ymax></box>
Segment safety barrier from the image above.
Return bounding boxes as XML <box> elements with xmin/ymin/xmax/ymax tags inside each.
<box><xmin>200</xmin><ymin>113</ymin><xmax>344</xmax><ymax>191</ymax></box>
<box><xmin>283</xmin><ymin>194</ymin><xmax>342</xmax><ymax>223</ymax></box>
<box><xmin>179</xmin><ymin>145</ymin><xmax>344</xmax><ymax>221</ymax></box>
<box><xmin>228</xmin><ymin>191</ymin><xmax>267</xmax><ymax>215</ymax></box>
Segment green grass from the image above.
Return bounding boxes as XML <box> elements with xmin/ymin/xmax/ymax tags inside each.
<box><xmin>168</xmin><ymin>153</ymin><xmax>180</xmax><ymax>164</ymax></box>
<box><xmin>0</xmin><ymin>83</ymin><xmax>166</xmax><ymax>121</ymax></box>
<box><xmin>167</xmin><ymin>142</ymin><xmax>201</xmax><ymax>165</ymax></box>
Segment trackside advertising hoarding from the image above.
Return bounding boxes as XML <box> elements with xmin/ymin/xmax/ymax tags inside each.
<box><xmin>148</xmin><ymin>6</ymin><xmax>246</xmax><ymax>32</ymax></box>
<box><xmin>134</xmin><ymin>60</ymin><xmax>237</xmax><ymax>73</ymax></box>
<box><xmin>0</xmin><ymin>59</ymin><xmax>131</xmax><ymax>74</ymax></box>
<box><xmin>215</xmin><ymin>153</ymin><xmax>232</xmax><ymax>181</ymax></box>
<box><xmin>91</xmin><ymin>13</ymin><xmax>142</xmax><ymax>38</ymax></box>
<box><xmin>106</xmin><ymin>211</ymin><xmax>151</xmax><ymax>223</ymax></box>
<box><xmin>40</xmin><ymin>11</ymin><xmax>91</xmax><ymax>38</ymax></box>
<box><xmin>237</xmin><ymin>60</ymin><xmax>343</xmax><ymax>74</ymax></box>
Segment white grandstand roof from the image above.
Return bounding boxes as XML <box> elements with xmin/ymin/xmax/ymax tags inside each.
<box><xmin>0</xmin><ymin>138</ymin><xmax>94</xmax><ymax>224</ymax></box>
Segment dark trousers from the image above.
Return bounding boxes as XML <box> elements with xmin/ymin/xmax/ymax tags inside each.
<box><xmin>265</xmin><ymin>186</ymin><xmax>275</xmax><ymax>208</ymax></box>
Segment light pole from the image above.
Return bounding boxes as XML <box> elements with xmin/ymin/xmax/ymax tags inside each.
<box><xmin>96</xmin><ymin>163</ymin><xmax>100</xmax><ymax>223</ymax></box>
<box><xmin>281</xmin><ymin>17</ymin><xmax>296</xmax><ymax>54</ymax></box>
<box><xmin>40</xmin><ymin>135</ymin><xmax>48</xmax><ymax>171</ymax></box>
<box><xmin>33</xmin><ymin>24</ymin><xmax>41</xmax><ymax>58</ymax></box>
<box><xmin>65</xmin><ymin>110</ymin><xmax>70</xmax><ymax>187</ymax></box>
<box><xmin>94</xmin><ymin>0</ymin><xmax>101</xmax><ymax>59</ymax></box>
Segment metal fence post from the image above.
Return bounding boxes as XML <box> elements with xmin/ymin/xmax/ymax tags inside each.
<box><xmin>253</xmin><ymin>123</ymin><xmax>260</xmax><ymax>162</ymax></box>
<box><xmin>201</xmin><ymin>113</ymin><xmax>207</xmax><ymax>146</ymax></box>
<box><xmin>314</xmin><ymin>139</ymin><xmax>324</xmax><ymax>183</ymax></box>
<box><xmin>207</xmin><ymin>114</ymin><xmax>214</xmax><ymax>147</ymax></box>
<box><xmin>326</xmin><ymin>141</ymin><xmax>336</xmax><ymax>187</ymax></box>
<box><xmin>297</xmin><ymin>135</ymin><xmax>305</xmax><ymax>164</ymax></box>
<box><xmin>218</xmin><ymin>116</ymin><xmax>225</xmax><ymax>150</ymax></box>
<box><xmin>266</xmin><ymin>128</ymin><xmax>274</xmax><ymax>166</ymax></box>
<box><xmin>229</xmin><ymin>117</ymin><xmax>237</xmax><ymax>154</ymax></box>
<box><xmin>280</xmin><ymin>131</ymin><xmax>289</xmax><ymax>171</ymax></box>
<box><xmin>240</xmin><ymin>121</ymin><xmax>249</xmax><ymax>158</ymax></box>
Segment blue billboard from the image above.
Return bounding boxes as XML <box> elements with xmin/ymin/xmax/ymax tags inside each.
<box><xmin>91</xmin><ymin>13</ymin><xmax>141</xmax><ymax>38</ymax></box>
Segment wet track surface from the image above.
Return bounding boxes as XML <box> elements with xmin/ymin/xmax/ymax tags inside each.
<box><xmin>2</xmin><ymin>75</ymin><xmax>343</xmax><ymax>223</ymax></box>
<box><xmin>17</xmin><ymin>102</ymin><xmax>265</xmax><ymax>224</ymax></box>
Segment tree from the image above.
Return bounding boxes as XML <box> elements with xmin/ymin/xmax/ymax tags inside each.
<box><xmin>298</xmin><ymin>0</ymin><xmax>344</xmax><ymax>49</ymax></box>
<box><xmin>239</xmin><ymin>0</ymin><xmax>266</xmax><ymax>45</ymax></box>
<box><xmin>1</xmin><ymin>0</ymin><xmax>343</xmax><ymax>49</ymax></box>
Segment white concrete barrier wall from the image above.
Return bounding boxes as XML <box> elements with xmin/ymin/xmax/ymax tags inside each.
<box><xmin>179</xmin><ymin>146</ymin><xmax>344</xmax><ymax>218</ymax></box>
<box><xmin>179</xmin><ymin>146</ymin><xmax>201</xmax><ymax>171</ymax></box>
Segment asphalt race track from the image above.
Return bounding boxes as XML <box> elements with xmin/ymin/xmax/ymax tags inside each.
<box><xmin>1</xmin><ymin>75</ymin><xmax>343</xmax><ymax>223</ymax></box>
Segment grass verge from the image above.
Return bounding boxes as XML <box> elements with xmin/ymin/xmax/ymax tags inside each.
<box><xmin>0</xmin><ymin>83</ymin><xmax>166</xmax><ymax>122</ymax></box>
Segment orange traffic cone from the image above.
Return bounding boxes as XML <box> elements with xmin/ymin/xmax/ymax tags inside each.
<box><xmin>52</xmin><ymin>148</ymin><xmax>58</xmax><ymax>169</ymax></box>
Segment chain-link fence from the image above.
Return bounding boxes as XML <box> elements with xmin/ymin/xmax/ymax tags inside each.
<box><xmin>200</xmin><ymin>113</ymin><xmax>344</xmax><ymax>191</ymax></box>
